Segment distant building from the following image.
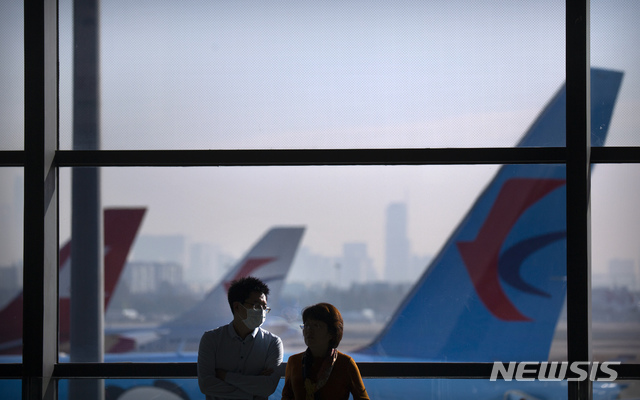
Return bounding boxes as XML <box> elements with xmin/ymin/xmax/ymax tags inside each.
<box><xmin>0</xmin><ymin>262</ymin><xmax>22</xmax><ymax>292</ymax></box>
<box><xmin>124</xmin><ymin>261</ymin><xmax>183</xmax><ymax>294</ymax></box>
<box><xmin>288</xmin><ymin>246</ymin><xmax>339</xmax><ymax>285</ymax></box>
<box><xmin>131</xmin><ymin>234</ymin><xmax>186</xmax><ymax>265</ymax></box>
<box><xmin>341</xmin><ymin>242</ymin><xmax>376</xmax><ymax>285</ymax></box>
<box><xmin>592</xmin><ymin>272</ymin><xmax>611</xmax><ymax>288</ymax></box>
<box><xmin>609</xmin><ymin>258</ymin><xmax>638</xmax><ymax>290</ymax></box>
<box><xmin>0</xmin><ymin>264</ymin><xmax>21</xmax><ymax>309</ymax></box>
<box><xmin>187</xmin><ymin>241</ymin><xmax>234</xmax><ymax>289</ymax></box>
<box><xmin>384</xmin><ymin>202</ymin><xmax>411</xmax><ymax>282</ymax></box>
<box><xmin>0</xmin><ymin>173</ymin><xmax>23</xmax><ymax>268</ymax></box>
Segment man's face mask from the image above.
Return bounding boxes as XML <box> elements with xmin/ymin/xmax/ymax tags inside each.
<box><xmin>241</xmin><ymin>304</ymin><xmax>267</xmax><ymax>330</ymax></box>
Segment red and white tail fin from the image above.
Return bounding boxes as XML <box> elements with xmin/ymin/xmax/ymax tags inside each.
<box><xmin>0</xmin><ymin>207</ymin><xmax>146</xmax><ymax>355</ymax></box>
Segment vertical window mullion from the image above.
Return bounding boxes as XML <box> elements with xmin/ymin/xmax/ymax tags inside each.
<box><xmin>566</xmin><ymin>0</ymin><xmax>592</xmax><ymax>399</ymax></box>
<box><xmin>23</xmin><ymin>0</ymin><xmax>59</xmax><ymax>398</ymax></box>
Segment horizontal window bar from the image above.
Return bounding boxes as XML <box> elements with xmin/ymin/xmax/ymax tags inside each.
<box><xmin>3</xmin><ymin>147</ymin><xmax>638</xmax><ymax>167</ymax></box>
<box><xmin>55</xmin><ymin>148</ymin><xmax>567</xmax><ymax>167</ymax></box>
<box><xmin>591</xmin><ymin>146</ymin><xmax>640</xmax><ymax>163</ymax></box>
<box><xmin>0</xmin><ymin>151</ymin><xmax>25</xmax><ymax>166</ymax></box>
<box><xmin>0</xmin><ymin>364</ymin><xmax>22</xmax><ymax>379</ymax></box>
<box><xmin>52</xmin><ymin>362</ymin><xmax>640</xmax><ymax>380</ymax></box>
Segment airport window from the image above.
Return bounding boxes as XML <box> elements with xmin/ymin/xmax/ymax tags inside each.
<box><xmin>58</xmin><ymin>1</ymin><xmax>565</xmax><ymax>150</ymax></box>
<box><xmin>1</xmin><ymin>1</ymin><xmax>639</xmax><ymax>400</ymax></box>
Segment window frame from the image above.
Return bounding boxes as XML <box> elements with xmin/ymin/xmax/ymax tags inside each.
<box><xmin>1</xmin><ymin>0</ymin><xmax>638</xmax><ymax>399</ymax></box>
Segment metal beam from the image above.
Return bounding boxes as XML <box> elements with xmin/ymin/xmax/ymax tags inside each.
<box><xmin>566</xmin><ymin>0</ymin><xmax>592</xmax><ymax>399</ymax></box>
<box><xmin>69</xmin><ymin>0</ymin><xmax>104</xmax><ymax>398</ymax></box>
<box><xmin>53</xmin><ymin>147</ymin><xmax>567</xmax><ymax>167</ymax></box>
<box><xmin>22</xmin><ymin>0</ymin><xmax>59</xmax><ymax>399</ymax></box>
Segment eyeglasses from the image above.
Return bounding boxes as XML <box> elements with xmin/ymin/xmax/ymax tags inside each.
<box><xmin>299</xmin><ymin>322</ymin><xmax>325</xmax><ymax>331</ymax></box>
<box><xmin>243</xmin><ymin>302</ymin><xmax>271</xmax><ymax>313</ymax></box>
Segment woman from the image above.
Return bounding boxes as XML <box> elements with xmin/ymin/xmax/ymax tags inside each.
<box><xmin>281</xmin><ymin>303</ymin><xmax>369</xmax><ymax>400</ymax></box>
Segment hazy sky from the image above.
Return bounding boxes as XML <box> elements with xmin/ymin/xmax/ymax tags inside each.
<box><xmin>1</xmin><ymin>1</ymin><xmax>639</xmax><ymax>280</ymax></box>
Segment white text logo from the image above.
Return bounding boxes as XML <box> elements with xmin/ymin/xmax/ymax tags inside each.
<box><xmin>490</xmin><ymin>361</ymin><xmax>620</xmax><ymax>381</ymax></box>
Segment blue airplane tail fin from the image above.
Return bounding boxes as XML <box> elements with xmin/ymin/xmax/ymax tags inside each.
<box><xmin>358</xmin><ymin>68</ymin><xmax>623</xmax><ymax>362</ymax></box>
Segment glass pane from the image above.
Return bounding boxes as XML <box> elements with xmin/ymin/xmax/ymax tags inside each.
<box><xmin>592</xmin><ymin>1</ymin><xmax>640</xmax><ymax>146</ymax></box>
<box><xmin>363</xmin><ymin>378</ymin><xmax>622</xmax><ymax>399</ymax></box>
<box><xmin>60</xmin><ymin>163</ymin><xmax>571</xmax><ymax>363</ymax></box>
<box><xmin>592</xmin><ymin>164</ymin><xmax>640</xmax><ymax>365</ymax></box>
<box><xmin>103</xmin><ymin>378</ymin><xmax>200</xmax><ymax>400</ymax></box>
<box><xmin>0</xmin><ymin>0</ymin><xmax>23</xmax><ymax>150</ymax></box>
<box><xmin>57</xmin><ymin>377</ymin><xmax>630</xmax><ymax>400</ymax></box>
<box><xmin>58</xmin><ymin>1</ymin><xmax>565</xmax><ymax>150</ymax></box>
<box><xmin>0</xmin><ymin>168</ymin><xmax>23</xmax><ymax>358</ymax></box>
<box><xmin>0</xmin><ymin>379</ymin><xmax>21</xmax><ymax>399</ymax></box>
<box><xmin>616</xmin><ymin>380</ymin><xmax>640</xmax><ymax>399</ymax></box>
<box><xmin>61</xmin><ymin>378</ymin><xmax>267</xmax><ymax>400</ymax></box>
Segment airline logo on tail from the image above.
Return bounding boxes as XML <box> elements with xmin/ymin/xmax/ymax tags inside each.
<box><xmin>456</xmin><ymin>178</ymin><xmax>566</xmax><ymax>322</ymax></box>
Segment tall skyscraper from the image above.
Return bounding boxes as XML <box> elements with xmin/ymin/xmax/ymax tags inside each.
<box><xmin>384</xmin><ymin>202</ymin><xmax>411</xmax><ymax>282</ymax></box>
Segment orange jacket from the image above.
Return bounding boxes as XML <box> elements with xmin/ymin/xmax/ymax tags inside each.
<box><xmin>281</xmin><ymin>350</ymin><xmax>369</xmax><ymax>400</ymax></box>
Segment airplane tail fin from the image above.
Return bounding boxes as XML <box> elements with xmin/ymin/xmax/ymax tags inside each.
<box><xmin>0</xmin><ymin>208</ymin><xmax>146</xmax><ymax>355</ymax></box>
<box><xmin>58</xmin><ymin>208</ymin><xmax>146</xmax><ymax>347</ymax></box>
<box><xmin>160</xmin><ymin>226</ymin><xmax>305</xmax><ymax>332</ymax></box>
<box><xmin>357</xmin><ymin>68</ymin><xmax>623</xmax><ymax>362</ymax></box>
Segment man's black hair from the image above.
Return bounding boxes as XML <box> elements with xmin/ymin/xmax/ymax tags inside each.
<box><xmin>227</xmin><ymin>276</ymin><xmax>270</xmax><ymax>313</ymax></box>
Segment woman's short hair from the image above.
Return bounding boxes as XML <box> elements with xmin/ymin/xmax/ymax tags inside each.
<box><xmin>302</xmin><ymin>303</ymin><xmax>344</xmax><ymax>348</ymax></box>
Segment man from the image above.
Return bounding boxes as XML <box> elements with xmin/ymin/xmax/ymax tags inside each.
<box><xmin>198</xmin><ymin>276</ymin><xmax>283</xmax><ymax>400</ymax></box>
